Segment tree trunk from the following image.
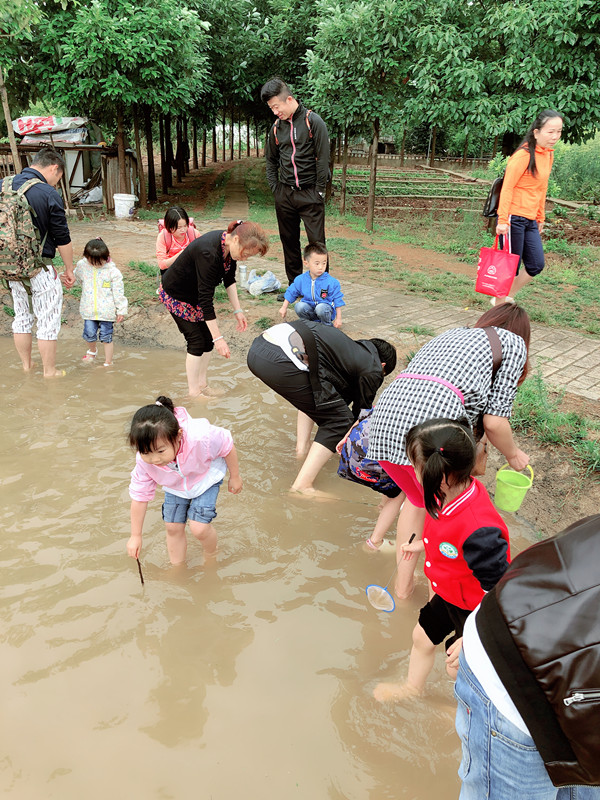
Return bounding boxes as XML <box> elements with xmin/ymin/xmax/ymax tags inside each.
<box><xmin>366</xmin><ymin>118</ymin><xmax>380</xmax><ymax>232</ymax></box>
<box><xmin>238</xmin><ymin>112</ymin><xmax>242</xmax><ymax>159</ymax></box>
<box><xmin>400</xmin><ymin>125</ymin><xmax>406</xmax><ymax>167</ymax></box>
<box><xmin>144</xmin><ymin>106</ymin><xmax>157</xmax><ymax>203</ymax></box>
<box><xmin>429</xmin><ymin>125</ymin><xmax>437</xmax><ymax>167</ymax></box>
<box><xmin>174</xmin><ymin>117</ymin><xmax>183</xmax><ymax>182</ymax></box>
<box><xmin>133</xmin><ymin>107</ymin><xmax>147</xmax><ymax>208</ymax></box>
<box><xmin>492</xmin><ymin>135</ymin><xmax>499</xmax><ymax>159</ymax></box>
<box><xmin>212</xmin><ymin>126</ymin><xmax>217</xmax><ymax>162</ymax></box>
<box><xmin>202</xmin><ymin>128</ymin><xmax>207</xmax><ymax>167</ymax></box>
<box><xmin>116</xmin><ymin>105</ymin><xmax>128</xmax><ymax>194</ymax></box>
<box><xmin>182</xmin><ymin>116</ymin><xmax>190</xmax><ymax>174</ymax></box>
<box><xmin>461</xmin><ymin>133</ymin><xmax>469</xmax><ymax>168</ymax></box>
<box><xmin>230</xmin><ymin>103</ymin><xmax>234</xmax><ymax>161</ymax></box>
<box><xmin>192</xmin><ymin>120</ymin><xmax>198</xmax><ymax>169</ymax></box>
<box><xmin>336</xmin><ymin>132</ymin><xmax>341</xmax><ymax>164</ymax></box>
<box><xmin>255</xmin><ymin>120</ymin><xmax>259</xmax><ymax>157</ymax></box>
<box><xmin>0</xmin><ymin>67</ymin><xmax>21</xmax><ymax>174</ymax></box>
<box><xmin>325</xmin><ymin>132</ymin><xmax>335</xmax><ymax>202</ymax></box>
<box><xmin>340</xmin><ymin>126</ymin><xmax>349</xmax><ymax>216</ymax></box>
<box><xmin>222</xmin><ymin>111</ymin><xmax>226</xmax><ymax>162</ymax></box>
<box><xmin>246</xmin><ymin>118</ymin><xmax>250</xmax><ymax>157</ymax></box>
<box><xmin>165</xmin><ymin>113</ymin><xmax>174</xmax><ymax>188</ymax></box>
<box><xmin>159</xmin><ymin>114</ymin><xmax>168</xmax><ymax>194</ymax></box>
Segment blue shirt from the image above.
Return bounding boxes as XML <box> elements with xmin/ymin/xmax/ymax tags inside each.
<box><xmin>1</xmin><ymin>167</ymin><xmax>71</xmax><ymax>258</ymax></box>
<box><xmin>284</xmin><ymin>271</ymin><xmax>345</xmax><ymax>310</ymax></box>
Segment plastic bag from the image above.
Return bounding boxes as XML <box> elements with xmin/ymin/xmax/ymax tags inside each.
<box><xmin>475</xmin><ymin>236</ymin><xmax>519</xmax><ymax>297</ymax></box>
<box><xmin>246</xmin><ymin>269</ymin><xmax>281</xmax><ymax>296</ymax></box>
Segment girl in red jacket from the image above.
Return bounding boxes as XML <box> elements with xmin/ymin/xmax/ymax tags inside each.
<box><xmin>373</xmin><ymin>417</ymin><xmax>510</xmax><ymax>701</ymax></box>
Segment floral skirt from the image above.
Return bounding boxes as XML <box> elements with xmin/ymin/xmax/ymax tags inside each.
<box><xmin>158</xmin><ymin>286</ymin><xmax>204</xmax><ymax>322</ymax></box>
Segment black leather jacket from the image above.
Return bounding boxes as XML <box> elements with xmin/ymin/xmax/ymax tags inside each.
<box><xmin>476</xmin><ymin>515</ymin><xmax>600</xmax><ymax>787</ymax></box>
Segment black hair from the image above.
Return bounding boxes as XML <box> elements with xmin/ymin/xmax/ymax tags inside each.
<box><xmin>303</xmin><ymin>241</ymin><xmax>328</xmax><ymax>259</ymax></box>
<box><xmin>520</xmin><ymin>109</ymin><xmax>563</xmax><ymax>177</ymax></box>
<box><xmin>164</xmin><ymin>206</ymin><xmax>189</xmax><ymax>233</ymax></box>
<box><xmin>406</xmin><ymin>417</ymin><xmax>475</xmax><ymax>519</ymax></box>
<box><xmin>83</xmin><ymin>238</ymin><xmax>110</xmax><ymax>266</ymax></box>
<box><xmin>369</xmin><ymin>338</ymin><xmax>397</xmax><ymax>375</ymax></box>
<box><xmin>128</xmin><ymin>396</ymin><xmax>180</xmax><ymax>454</ymax></box>
<box><xmin>260</xmin><ymin>77</ymin><xmax>293</xmax><ymax>103</ymax></box>
<box><xmin>31</xmin><ymin>148</ymin><xmax>66</xmax><ymax>173</ymax></box>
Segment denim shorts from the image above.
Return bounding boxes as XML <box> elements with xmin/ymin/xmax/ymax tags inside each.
<box><xmin>454</xmin><ymin>651</ymin><xmax>600</xmax><ymax>800</ymax></box>
<box><xmin>83</xmin><ymin>319</ymin><xmax>114</xmax><ymax>343</ymax></box>
<box><xmin>162</xmin><ymin>480</ymin><xmax>222</xmax><ymax>525</ymax></box>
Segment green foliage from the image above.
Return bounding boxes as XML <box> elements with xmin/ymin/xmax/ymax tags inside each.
<box><xmin>3</xmin><ymin>304</ymin><xmax>15</xmax><ymax>317</ymax></box>
<box><xmin>255</xmin><ymin>316</ymin><xmax>273</xmax><ymax>329</ymax></box>
<box><xmin>512</xmin><ymin>373</ymin><xmax>600</xmax><ymax>476</ymax></box>
<box><xmin>36</xmin><ymin>0</ymin><xmax>211</xmax><ymax>121</ymax></box>
<box><xmin>551</xmin><ymin>136</ymin><xmax>600</xmax><ymax>203</ymax></box>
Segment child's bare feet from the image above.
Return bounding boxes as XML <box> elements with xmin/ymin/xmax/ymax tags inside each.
<box><xmin>44</xmin><ymin>369</ymin><xmax>67</xmax><ymax>378</ymax></box>
<box><xmin>289</xmin><ymin>486</ymin><xmax>338</xmax><ymax>500</ymax></box>
<box><xmin>373</xmin><ymin>681</ymin><xmax>422</xmax><ymax>702</ymax></box>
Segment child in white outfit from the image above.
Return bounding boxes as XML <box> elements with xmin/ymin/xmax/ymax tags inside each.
<box><xmin>74</xmin><ymin>238</ymin><xmax>128</xmax><ymax>366</ymax></box>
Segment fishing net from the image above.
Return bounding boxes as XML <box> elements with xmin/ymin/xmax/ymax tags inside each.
<box><xmin>366</xmin><ymin>584</ymin><xmax>395</xmax><ymax>612</ymax></box>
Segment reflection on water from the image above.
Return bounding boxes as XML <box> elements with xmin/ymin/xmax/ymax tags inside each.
<box><xmin>0</xmin><ymin>339</ymin><xmax>538</xmax><ymax>799</ymax></box>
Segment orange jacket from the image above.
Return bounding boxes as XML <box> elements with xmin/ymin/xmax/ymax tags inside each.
<box><xmin>497</xmin><ymin>145</ymin><xmax>554</xmax><ymax>225</ymax></box>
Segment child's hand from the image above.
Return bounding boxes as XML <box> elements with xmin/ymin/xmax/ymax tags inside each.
<box><xmin>445</xmin><ymin>637</ymin><xmax>463</xmax><ymax>679</ymax></box>
<box><xmin>116</xmin><ymin>315</ymin><xmax>124</xmax><ymax>323</ymax></box>
<box><xmin>333</xmin><ymin>317</ymin><xmax>342</xmax><ymax>329</ymax></box>
<box><xmin>278</xmin><ymin>306</ymin><xmax>287</xmax><ymax>319</ymax></box>
<box><xmin>127</xmin><ymin>534</ymin><xmax>142</xmax><ymax>559</ymax></box>
<box><xmin>400</xmin><ymin>539</ymin><xmax>424</xmax><ymax>561</ymax></box>
<box><xmin>228</xmin><ymin>474</ymin><xmax>243</xmax><ymax>494</ymax></box>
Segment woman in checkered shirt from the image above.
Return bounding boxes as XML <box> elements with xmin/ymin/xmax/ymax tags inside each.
<box><xmin>368</xmin><ymin>303</ymin><xmax>531</xmax><ymax>600</ymax></box>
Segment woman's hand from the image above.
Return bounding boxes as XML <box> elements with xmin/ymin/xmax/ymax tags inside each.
<box><xmin>507</xmin><ymin>448</ymin><xmax>529</xmax><ymax>471</ymax></box>
<box><xmin>537</xmin><ymin>222</ymin><xmax>544</xmax><ymax>234</ymax></box>
<box><xmin>234</xmin><ymin>312</ymin><xmax>248</xmax><ymax>333</ymax></box>
<box><xmin>496</xmin><ymin>223</ymin><xmax>509</xmax><ymax>236</ymax></box>
<box><xmin>214</xmin><ymin>338</ymin><xmax>231</xmax><ymax>359</ymax></box>
<box><xmin>445</xmin><ymin>637</ymin><xmax>463</xmax><ymax>679</ymax></box>
<box><xmin>127</xmin><ymin>534</ymin><xmax>142</xmax><ymax>559</ymax></box>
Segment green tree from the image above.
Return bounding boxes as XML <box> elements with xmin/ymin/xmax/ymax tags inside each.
<box><xmin>37</xmin><ymin>0</ymin><xmax>211</xmax><ymax>192</ymax></box>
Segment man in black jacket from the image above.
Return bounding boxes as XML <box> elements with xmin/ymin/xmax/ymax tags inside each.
<box><xmin>449</xmin><ymin>514</ymin><xmax>600</xmax><ymax>797</ymax></box>
<box><xmin>261</xmin><ymin>77</ymin><xmax>330</xmax><ymax>291</ymax></box>
<box><xmin>247</xmin><ymin>320</ymin><xmax>396</xmax><ymax>494</ymax></box>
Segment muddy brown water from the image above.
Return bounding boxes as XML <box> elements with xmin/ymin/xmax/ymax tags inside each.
<box><xmin>0</xmin><ymin>338</ymin><xmax>538</xmax><ymax>800</ymax></box>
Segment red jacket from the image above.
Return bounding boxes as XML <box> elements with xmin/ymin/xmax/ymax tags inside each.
<box><xmin>423</xmin><ymin>478</ymin><xmax>510</xmax><ymax>610</ymax></box>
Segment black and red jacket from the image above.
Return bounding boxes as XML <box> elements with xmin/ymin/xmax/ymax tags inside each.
<box><xmin>265</xmin><ymin>102</ymin><xmax>330</xmax><ymax>193</ymax></box>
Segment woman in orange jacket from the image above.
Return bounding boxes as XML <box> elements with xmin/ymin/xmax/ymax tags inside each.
<box><xmin>495</xmin><ymin>109</ymin><xmax>563</xmax><ymax>304</ymax></box>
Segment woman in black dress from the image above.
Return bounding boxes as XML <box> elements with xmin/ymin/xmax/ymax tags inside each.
<box><xmin>160</xmin><ymin>220</ymin><xmax>269</xmax><ymax>397</ymax></box>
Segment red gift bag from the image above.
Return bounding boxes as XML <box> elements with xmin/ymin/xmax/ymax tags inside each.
<box><xmin>475</xmin><ymin>236</ymin><xmax>519</xmax><ymax>298</ymax></box>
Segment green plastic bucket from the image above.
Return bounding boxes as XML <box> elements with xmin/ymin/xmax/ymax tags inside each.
<box><xmin>494</xmin><ymin>464</ymin><xmax>534</xmax><ymax>512</ymax></box>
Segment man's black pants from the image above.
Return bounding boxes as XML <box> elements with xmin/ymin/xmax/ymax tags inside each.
<box><xmin>274</xmin><ymin>183</ymin><xmax>327</xmax><ymax>285</ymax></box>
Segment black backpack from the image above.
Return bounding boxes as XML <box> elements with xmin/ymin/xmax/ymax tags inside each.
<box><xmin>482</xmin><ymin>173</ymin><xmax>504</xmax><ymax>217</ymax></box>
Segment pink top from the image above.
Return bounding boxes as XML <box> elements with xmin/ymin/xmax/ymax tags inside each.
<box><xmin>156</xmin><ymin>226</ymin><xmax>200</xmax><ymax>271</ymax></box>
<box><xmin>129</xmin><ymin>407</ymin><xmax>233</xmax><ymax>501</ymax></box>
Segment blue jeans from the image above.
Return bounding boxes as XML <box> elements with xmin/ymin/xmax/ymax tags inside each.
<box><xmin>294</xmin><ymin>300</ymin><xmax>333</xmax><ymax>325</ymax></box>
<box><xmin>162</xmin><ymin>480</ymin><xmax>222</xmax><ymax>525</ymax></box>
<box><xmin>83</xmin><ymin>319</ymin><xmax>114</xmax><ymax>343</ymax></box>
<box><xmin>454</xmin><ymin>651</ymin><xmax>600</xmax><ymax>799</ymax></box>
<box><xmin>500</xmin><ymin>215</ymin><xmax>545</xmax><ymax>277</ymax></box>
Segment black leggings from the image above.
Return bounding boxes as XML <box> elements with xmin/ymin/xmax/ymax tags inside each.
<box><xmin>171</xmin><ymin>314</ymin><xmax>214</xmax><ymax>356</ymax></box>
<box><xmin>246</xmin><ymin>335</ymin><xmax>353</xmax><ymax>452</ymax></box>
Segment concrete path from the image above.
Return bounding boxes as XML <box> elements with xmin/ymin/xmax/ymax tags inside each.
<box><xmin>219</xmin><ymin>161</ymin><xmax>600</xmax><ymax>402</ymax></box>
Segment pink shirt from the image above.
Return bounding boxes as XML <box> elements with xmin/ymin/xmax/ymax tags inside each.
<box><xmin>129</xmin><ymin>407</ymin><xmax>233</xmax><ymax>501</ymax></box>
<box><xmin>156</xmin><ymin>226</ymin><xmax>200</xmax><ymax>271</ymax></box>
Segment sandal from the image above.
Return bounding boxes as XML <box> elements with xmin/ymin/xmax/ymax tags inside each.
<box><xmin>82</xmin><ymin>350</ymin><xmax>97</xmax><ymax>361</ymax></box>
<box><xmin>365</xmin><ymin>537</ymin><xmax>382</xmax><ymax>551</ymax></box>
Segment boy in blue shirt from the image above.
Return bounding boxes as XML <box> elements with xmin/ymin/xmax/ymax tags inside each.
<box><xmin>279</xmin><ymin>242</ymin><xmax>345</xmax><ymax>327</ymax></box>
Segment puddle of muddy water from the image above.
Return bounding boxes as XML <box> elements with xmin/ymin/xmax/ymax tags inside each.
<box><xmin>0</xmin><ymin>338</ymin><xmax>539</xmax><ymax>800</ymax></box>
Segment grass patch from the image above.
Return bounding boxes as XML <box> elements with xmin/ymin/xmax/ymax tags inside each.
<box><xmin>255</xmin><ymin>316</ymin><xmax>273</xmax><ymax>330</ymax></box>
<box><xmin>512</xmin><ymin>372</ymin><xmax>600</xmax><ymax>476</ymax></box>
<box><xmin>204</xmin><ymin>170</ymin><xmax>231</xmax><ymax>217</ymax></box>
<box><xmin>136</xmin><ymin>208</ymin><xmax>165</xmax><ymax>220</ymax></box>
<box><xmin>398</xmin><ymin>324</ymin><xmax>436</xmax><ymax>337</ymax></box>
<box><xmin>126</xmin><ymin>260</ymin><xmax>159</xmax><ymax>304</ymax></box>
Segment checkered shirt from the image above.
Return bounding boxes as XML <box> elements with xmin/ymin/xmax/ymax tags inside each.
<box><xmin>368</xmin><ymin>327</ymin><xmax>527</xmax><ymax>465</ymax></box>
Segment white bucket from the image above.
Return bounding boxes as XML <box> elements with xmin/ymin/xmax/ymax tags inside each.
<box><xmin>113</xmin><ymin>193</ymin><xmax>137</xmax><ymax>218</ymax></box>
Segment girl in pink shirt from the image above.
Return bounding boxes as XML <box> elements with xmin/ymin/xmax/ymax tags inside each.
<box><xmin>156</xmin><ymin>206</ymin><xmax>200</xmax><ymax>273</ymax></box>
<box><xmin>126</xmin><ymin>395</ymin><xmax>242</xmax><ymax>565</ymax></box>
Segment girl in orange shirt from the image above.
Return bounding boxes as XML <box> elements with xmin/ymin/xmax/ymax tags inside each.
<box><xmin>495</xmin><ymin>109</ymin><xmax>563</xmax><ymax>304</ymax></box>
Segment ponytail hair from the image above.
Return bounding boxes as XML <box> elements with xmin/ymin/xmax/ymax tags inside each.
<box><xmin>128</xmin><ymin>395</ymin><xmax>179</xmax><ymax>454</ymax></box>
<box><xmin>406</xmin><ymin>418</ymin><xmax>475</xmax><ymax>519</ymax></box>
<box><xmin>519</xmin><ymin>109</ymin><xmax>563</xmax><ymax>177</ymax></box>
<box><xmin>227</xmin><ymin>220</ymin><xmax>269</xmax><ymax>256</ymax></box>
